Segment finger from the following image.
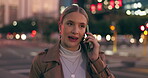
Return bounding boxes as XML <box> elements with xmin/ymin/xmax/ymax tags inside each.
<box><xmin>85</xmin><ymin>36</ymin><xmax>95</xmax><ymax>40</ymax></box>
<box><xmin>85</xmin><ymin>37</ymin><xmax>100</xmax><ymax>47</ymax></box>
<box><xmin>86</xmin><ymin>32</ymin><xmax>93</xmax><ymax>35</ymax></box>
<box><xmin>85</xmin><ymin>38</ymin><xmax>95</xmax><ymax>43</ymax></box>
<box><xmin>86</xmin><ymin>32</ymin><xmax>94</xmax><ymax>37</ymax></box>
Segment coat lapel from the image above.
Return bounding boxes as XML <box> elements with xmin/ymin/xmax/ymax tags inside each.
<box><xmin>42</xmin><ymin>42</ymin><xmax>64</xmax><ymax>78</ymax></box>
<box><xmin>41</xmin><ymin>41</ymin><xmax>101</xmax><ymax>78</ymax></box>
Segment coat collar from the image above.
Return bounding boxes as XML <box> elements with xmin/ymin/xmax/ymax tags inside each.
<box><xmin>42</xmin><ymin>41</ymin><xmax>93</xmax><ymax>78</ymax></box>
<box><xmin>43</xmin><ymin>41</ymin><xmax>61</xmax><ymax>63</ymax></box>
<box><xmin>42</xmin><ymin>41</ymin><xmax>90</xmax><ymax>63</ymax></box>
<box><xmin>42</xmin><ymin>41</ymin><xmax>88</xmax><ymax>61</ymax></box>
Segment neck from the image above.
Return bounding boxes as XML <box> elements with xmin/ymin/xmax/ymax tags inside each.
<box><xmin>60</xmin><ymin>44</ymin><xmax>80</xmax><ymax>51</ymax></box>
<box><xmin>60</xmin><ymin>44</ymin><xmax>81</xmax><ymax>57</ymax></box>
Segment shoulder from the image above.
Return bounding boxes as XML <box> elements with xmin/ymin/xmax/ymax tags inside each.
<box><xmin>33</xmin><ymin>42</ymin><xmax>60</xmax><ymax>63</ymax></box>
<box><xmin>38</xmin><ymin>48</ymin><xmax>49</xmax><ymax>55</ymax></box>
<box><xmin>38</xmin><ymin>43</ymin><xmax>56</xmax><ymax>55</ymax></box>
<box><xmin>38</xmin><ymin>43</ymin><xmax>58</xmax><ymax>56</ymax></box>
<box><xmin>32</xmin><ymin>48</ymin><xmax>49</xmax><ymax>63</ymax></box>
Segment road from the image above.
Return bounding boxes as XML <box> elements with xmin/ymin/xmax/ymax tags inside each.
<box><xmin>0</xmin><ymin>39</ymin><xmax>148</xmax><ymax>78</ymax></box>
<box><xmin>0</xmin><ymin>39</ymin><xmax>48</xmax><ymax>78</ymax></box>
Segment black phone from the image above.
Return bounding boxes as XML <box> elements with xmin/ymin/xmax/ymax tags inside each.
<box><xmin>84</xmin><ymin>25</ymin><xmax>92</xmax><ymax>52</ymax></box>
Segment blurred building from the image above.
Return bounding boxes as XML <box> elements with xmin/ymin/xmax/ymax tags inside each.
<box><xmin>0</xmin><ymin>0</ymin><xmax>19</xmax><ymax>28</ymax></box>
<box><xmin>0</xmin><ymin>0</ymin><xmax>59</xmax><ymax>28</ymax></box>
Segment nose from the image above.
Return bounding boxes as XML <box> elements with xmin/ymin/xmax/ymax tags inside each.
<box><xmin>71</xmin><ymin>26</ymin><xmax>79</xmax><ymax>34</ymax></box>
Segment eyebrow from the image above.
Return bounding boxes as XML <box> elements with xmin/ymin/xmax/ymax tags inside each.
<box><xmin>67</xmin><ymin>20</ymin><xmax>74</xmax><ymax>23</ymax></box>
<box><xmin>67</xmin><ymin>20</ymin><xmax>86</xmax><ymax>25</ymax></box>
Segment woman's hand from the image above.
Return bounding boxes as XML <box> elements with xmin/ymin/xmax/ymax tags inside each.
<box><xmin>84</xmin><ymin>32</ymin><xmax>100</xmax><ymax>61</ymax></box>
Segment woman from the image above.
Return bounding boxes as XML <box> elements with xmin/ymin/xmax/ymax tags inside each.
<box><xmin>29</xmin><ymin>5</ymin><xmax>115</xmax><ymax>78</ymax></box>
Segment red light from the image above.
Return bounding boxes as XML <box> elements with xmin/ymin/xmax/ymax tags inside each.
<box><xmin>110</xmin><ymin>0</ymin><xmax>115</xmax><ymax>8</ymax></box>
<box><xmin>31</xmin><ymin>30</ymin><xmax>37</xmax><ymax>37</ymax></box>
<box><xmin>146</xmin><ymin>23</ymin><xmax>148</xmax><ymax>28</ymax></box>
<box><xmin>140</xmin><ymin>25</ymin><xmax>145</xmax><ymax>31</ymax></box>
<box><xmin>90</xmin><ymin>4</ymin><xmax>96</xmax><ymax>12</ymax></box>
<box><xmin>32</xmin><ymin>30</ymin><xmax>36</xmax><ymax>35</ymax></box>
<box><xmin>31</xmin><ymin>34</ymin><xmax>35</xmax><ymax>37</ymax></box>
<box><xmin>118</xmin><ymin>0</ymin><xmax>122</xmax><ymax>7</ymax></box>
<box><xmin>97</xmin><ymin>3</ymin><xmax>102</xmax><ymax>11</ymax></box>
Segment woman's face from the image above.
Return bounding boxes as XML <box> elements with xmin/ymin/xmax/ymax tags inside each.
<box><xmin>60</xmin><ymin>12</ymin><xmax>87</xmax><ymax>51</ymax></box>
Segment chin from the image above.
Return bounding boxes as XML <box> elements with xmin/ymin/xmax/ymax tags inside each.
<box><xmin>69</xmin><ymin>42</ymin><xmax>79</xmax><ymax>47</ymax></box>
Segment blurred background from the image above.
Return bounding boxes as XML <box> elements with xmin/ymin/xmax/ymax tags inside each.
<box><xmin>0</xmin><ymin>0</ymin><xmax>148</xmax><ymax>78</ymax></box>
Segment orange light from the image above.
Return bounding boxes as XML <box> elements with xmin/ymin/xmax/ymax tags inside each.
<box><xmin>110</xmin><ymin>25</ymin><xmax>115</xmax><ymax>31</ymax></box>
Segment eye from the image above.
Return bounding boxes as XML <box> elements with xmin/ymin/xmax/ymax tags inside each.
<box><xmin>67</xmin><ymin>22</ymin><xmax>73</xmax><ymax>26</ymax></box>
<box><xmin>80</xmin><ymin>25</ymin><xmax>86</xmax><ymax>28</ymax></box>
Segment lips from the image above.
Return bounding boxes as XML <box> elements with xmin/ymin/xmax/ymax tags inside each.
<box><xmin>68</xmin><ymin>36</ymin><xmax>78</xmax><ymax>42</ymax></box>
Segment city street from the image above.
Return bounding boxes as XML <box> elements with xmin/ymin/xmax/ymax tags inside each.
<box><xmin>0</xmin><ymin>39</ymin><xmax>148</xmax><ymax>78</ymax></box>
<box><xmin>0</xmin><ymin>39</ymin><xmax>48</xmax><ymax>78</ymax></box>
<box><xmin>1</xmin><ymin>0</ymin><xmax>148</xmax><ymax>78</ymax></box>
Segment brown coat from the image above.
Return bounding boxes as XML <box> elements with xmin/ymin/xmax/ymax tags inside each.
<box><xmin>29</xmin><ymin>42</ymin><xmax>115</xmax><ymax>78</ymax></box>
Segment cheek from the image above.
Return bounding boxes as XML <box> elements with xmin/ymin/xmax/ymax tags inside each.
<box><xmin>61</xmin><ymin>27</ymin><xmax>70</xmax><ymax>36</ymax></box>
<box><xmin>60</xmin><ymin>25</ymin><xmax>66</xmax><ymax>34</ymax></box>
<box><xmin>80</xmin><ymin>30</ymin><xmax>86</xmax><ymax>37</ymax></box>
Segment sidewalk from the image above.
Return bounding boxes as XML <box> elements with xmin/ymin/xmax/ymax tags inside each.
<box><xmin>0</xmin><ymin>68</ymin><xmax>28</xmax><ymax>78</ymax></box>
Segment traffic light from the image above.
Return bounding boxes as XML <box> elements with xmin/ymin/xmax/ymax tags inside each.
<box><xmin>31</xmin><ymin>30</ymin><xmax>37</xmax><ymax>37</ymax></box>
<box><xmin>110</xmin><ymin>0</ymin><xmax>115</xmax><ymax>8</ymax></box>
<box><xmin>118</xmin><ymin>0</ymin><xmax>122</xmax><ymax>7</ymax></box>
<box><xmin>90</xmin><ymin>4</ymin><xmax>96</xmax><ymax>12</ymax></box>
<box><xmin>97</xmin><ymin>3</ymin><xmax>102</xmax><ymax>11</ymax></box>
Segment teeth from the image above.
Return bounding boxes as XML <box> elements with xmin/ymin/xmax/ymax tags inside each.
<box><xmin>69</xmin><ymin>36</ymin><xmax>77</xmax><ymax>39</ymax></box>
<box><xmin>71</xmin><ymin>37</ymin><xmax>75</xmax><ymax>39</ymax></box>
<box><xmin>72</xmin><ymin>37</ymin><xmax>75</xmax><ymax>39</ymax></box>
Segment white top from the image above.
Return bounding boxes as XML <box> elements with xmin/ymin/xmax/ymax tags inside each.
<box><xmin>60</xmin><ymin>45</ymin><xmax>86</xmax><ymax>78</ymax></box>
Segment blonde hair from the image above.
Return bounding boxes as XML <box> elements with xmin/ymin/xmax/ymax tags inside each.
<box><xmin>59</xmin><ymin>5</ymin><xmax>88</xmax><ymax>24</ymax></box>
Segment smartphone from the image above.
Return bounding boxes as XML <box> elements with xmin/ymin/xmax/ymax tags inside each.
<box><xmin>85</xmin><ymin>25</ymin><xmax>92</xmax><ymax>52</ymax></box>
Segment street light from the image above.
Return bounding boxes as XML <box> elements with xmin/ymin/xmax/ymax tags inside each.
<box><xmin>110</xmin><ymin>25</ymin><xmax>115</xmax><ymax>31</ymax></box>
<box><xmin>110</xmin><ymin>25</ymin><xmax>117</xmax><ymax>53</ymax></box>
<box><xmin>106</xmin><ymin>34</ymin><xmax>111</xmax><ymax>41</ymax></box>
<box><xmin>13</xmin><ymin>21</ymin><xmax>17</xmax><ymax>26</ymax></box>
<box><xmin>140</xmin><ymin>25</ymin><xmax>145</xmax><ymax>31</ymax></box>
<box><xmin>31</xmin><ymin>21</ymin><xmax>36</xmax><ymax>26</ymax></box>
